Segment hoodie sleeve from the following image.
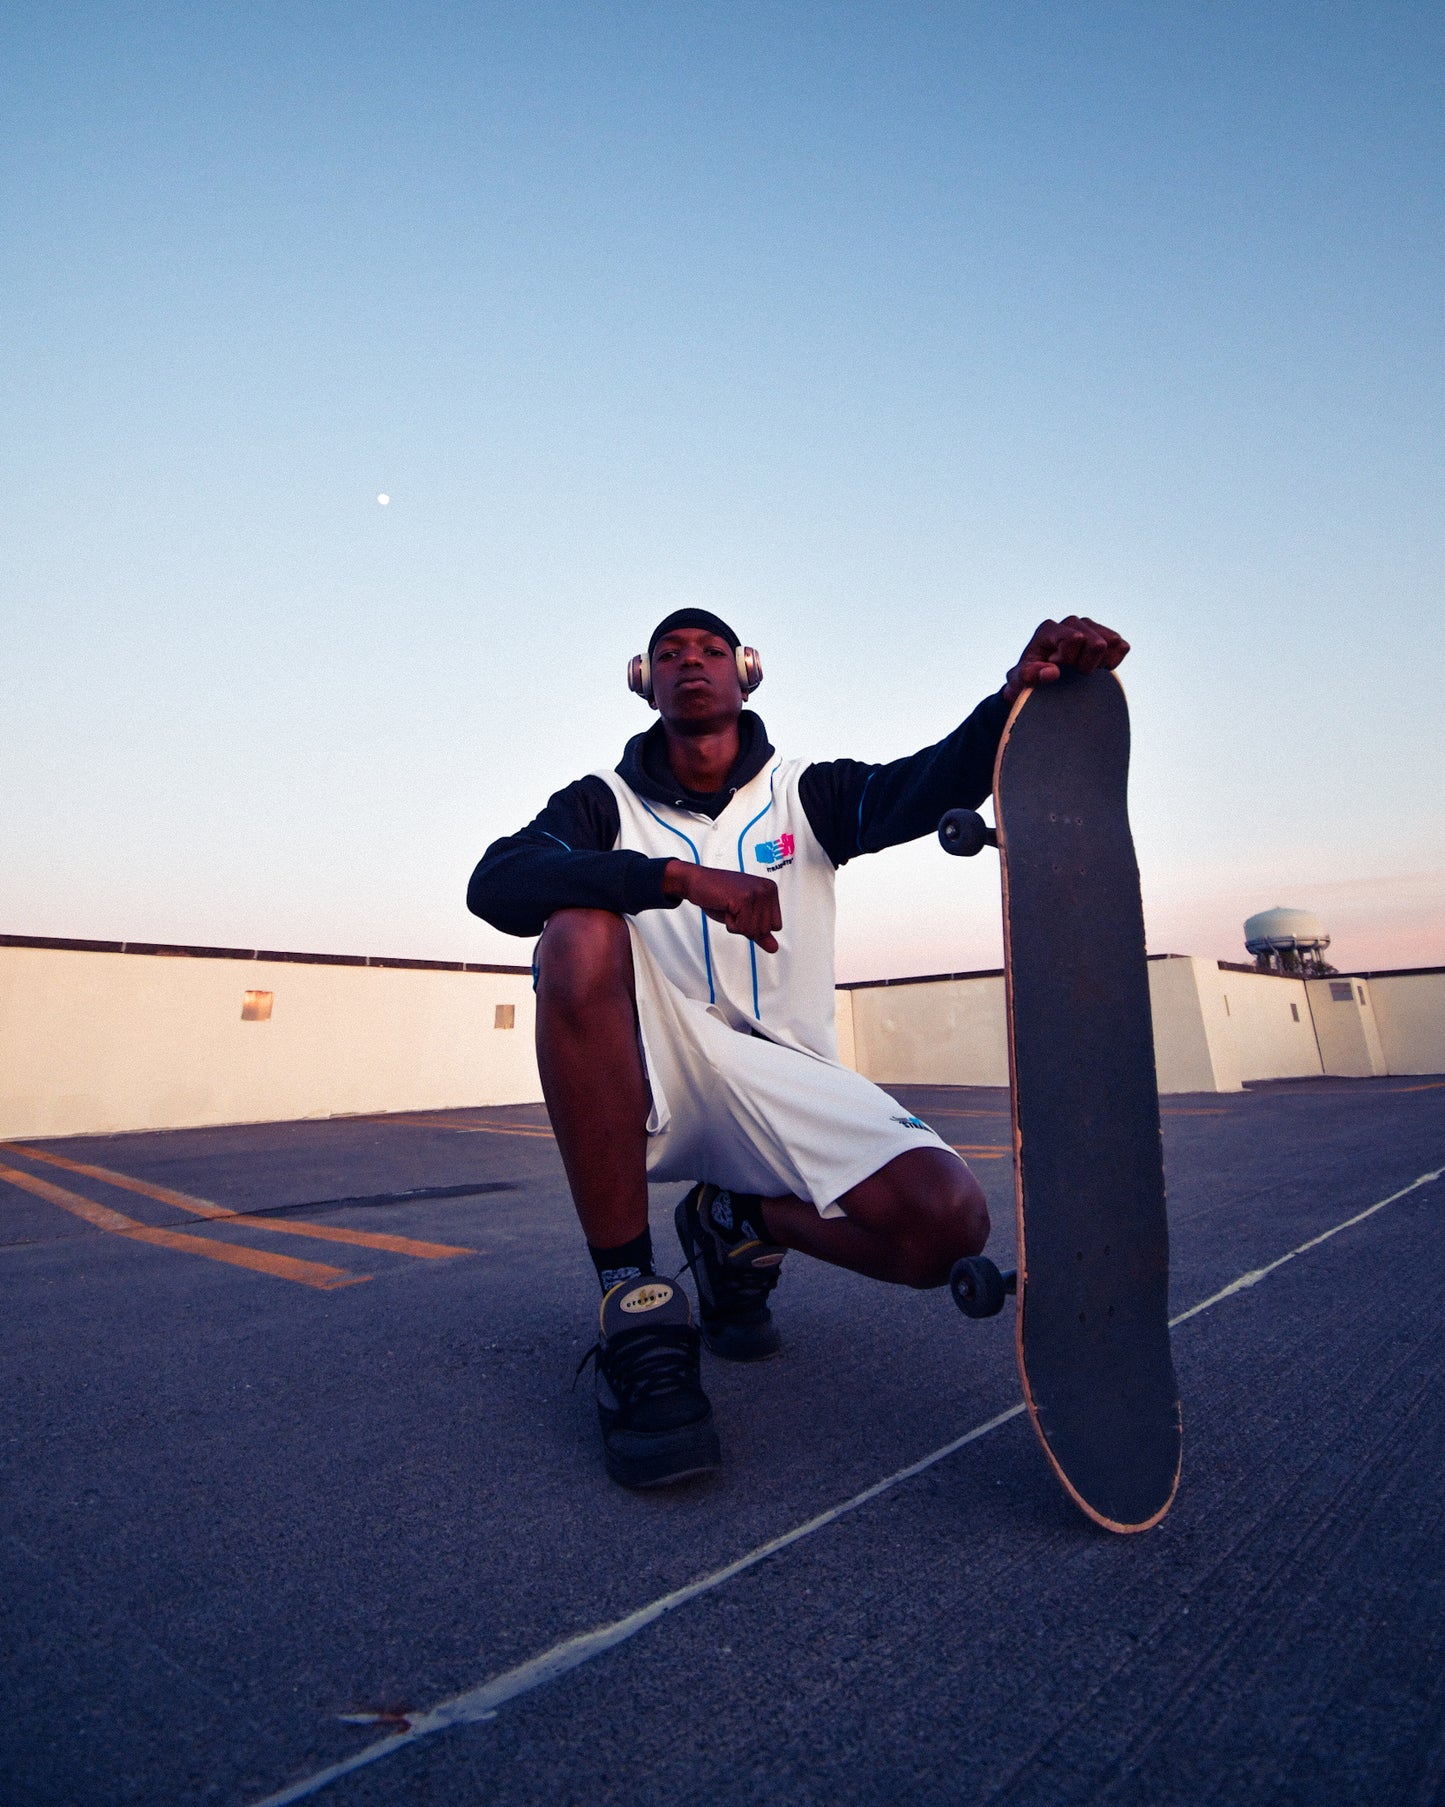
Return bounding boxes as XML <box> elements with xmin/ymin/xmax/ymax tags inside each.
<box><xmin>466</xmin><ymin>776</ymin><xmax>678</xmax><ymax>938</ymax></box>
<box><xmin>797</xmin><ymin>689</ymin><xmax>1012</xmax><ymax>867</ymax></box>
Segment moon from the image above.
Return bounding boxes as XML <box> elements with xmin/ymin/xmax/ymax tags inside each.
<box><xmin>376</xmin><ymin>493</ymin><xmax>390</xmax><ymax>506</ymax></box>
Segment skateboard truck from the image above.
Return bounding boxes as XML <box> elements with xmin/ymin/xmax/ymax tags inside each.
<box><xmin>937</xmin><ymin>808</ymin><xmax>998</xmax><ymax>857</ymax></box>
<box><xmin>950</xmin><ymin>1256</ymin><xmax>1017</xmax><ymax>1319</ymax></box>
<box><xmin>939</xmin><ymin>809</ymin><xmax>1009</xmax><ymax>1324</ymax></box>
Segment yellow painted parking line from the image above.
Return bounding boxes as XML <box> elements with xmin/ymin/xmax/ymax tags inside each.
<box><xmin>450</xmin><ymin>1123</ymin><xmax>555</xmax><ymax>1138</ymax></box>
<box><xmin>0</xmin><ymin>1163</ymin><xmax>366</xmax><ymax>1290</ymax></box>
<box><xmin>2</xmin><ymin>1144</ymin><xmax>475</xmax><ymax>1261</ymax></box>
<box><xmin>950</xmin><ymin>1144</ymin><xmax>1010</xmax><ymax>1159</ymax></box>
<box><xmin>1387</xmin><ymin>1080</ymin><xmax>1445</xmax><ymax>1093</ymax></box>
<box><xmin>380</xmin><ymin>1115</ymin><xmax>556</xmax><ymax>1140</ymax></box>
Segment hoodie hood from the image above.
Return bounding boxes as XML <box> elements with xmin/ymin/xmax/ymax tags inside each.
<box><xmin>616</xmin><ymin>712</ymin><xmax>775</xmax><ymax>820</ymax></box>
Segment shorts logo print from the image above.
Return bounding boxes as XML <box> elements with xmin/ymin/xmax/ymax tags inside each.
<box><xmin>755</xmin><ymin>832</ymin><xmax>795</xmax><ymax>872</ymax></box>
<box><xmin>891</xmin><ymin>1114</ymin><xmax>928</xmax><ymax>1130</ymax></box>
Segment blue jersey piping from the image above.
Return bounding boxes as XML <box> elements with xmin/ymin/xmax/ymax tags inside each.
<box><xmin>736</xmin><ymin>767</ymin><xmax>779</xmax><ymax>1021</ymax></box>
<box><xmin>637</xmin><ymin>799</ymin><xmax>714</xmax><ymax>1003</ymax></box>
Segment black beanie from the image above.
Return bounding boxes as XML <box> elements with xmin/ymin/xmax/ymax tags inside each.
<box><xmin>647</xmin><ymin>608</ymin><xmax>741</xmax><ymax>659</ymax></box>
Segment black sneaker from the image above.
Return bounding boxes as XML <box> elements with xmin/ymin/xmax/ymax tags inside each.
<box><xmin>675</xmin><ymin>1183</ymin><xmax>786</xmax><ymax>1361</ymax></box>
<box><xmin>582</xmin><ymin>1278</ymin><xmax>721</xmax><ymax>1488</ymax></box>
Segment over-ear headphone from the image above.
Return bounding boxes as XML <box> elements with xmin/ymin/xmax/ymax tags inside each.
<box><xmin>627</xmin><ymin>644</ymin><xmax>763</xmax><ymax>706</ymax></box>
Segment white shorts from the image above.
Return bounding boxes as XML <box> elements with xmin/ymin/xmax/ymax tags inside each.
<box><xmin>627</xmin><ymin>922</ymin><xmax>963</xmax><ymax>1218</ymax></box>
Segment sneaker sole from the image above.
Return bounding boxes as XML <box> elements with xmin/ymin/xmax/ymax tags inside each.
<box><xmin>699</xmin><ymin>1318</ymin><xmax>782</xmax><ymax>1362</ymax></box>
<box><xmin>603</xmin><ymin>1421</ymin><xmax>722</xmax><ymax>1489</ymax></box>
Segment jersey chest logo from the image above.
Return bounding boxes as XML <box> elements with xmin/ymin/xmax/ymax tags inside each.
<box><xmin>754</xmin><ymin>831</ymin><xmax>795</xmax><ymax>872</ymax></box>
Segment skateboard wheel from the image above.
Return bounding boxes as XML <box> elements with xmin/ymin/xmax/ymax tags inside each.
<box><xmin>950</xmin><ymin>1255</ymin><xmax>1008</xmax><ymax>1319</ymax></box>
<box><xmin>937</xmin><ymin>809</ymin><xmax>996</xmax><ymax>857</ymax></box>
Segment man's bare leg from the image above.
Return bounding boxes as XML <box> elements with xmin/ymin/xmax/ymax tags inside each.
<box><xmin>681</xmin><ymin>1145</ymin><xmax>988</xmax><ymax>1363</ymax></box>
<box><xmin>533</xmin><ymin>908</ymin><xmax>650</xmax><ymax>1249</ymax></box>
<box><xmin>536</xmin><ymin>909</ymin><xmax>723</xmax><ymax>1486</ymax></box>
<box><xmin>758</xmin><ymin>1148</ymin><xmax>990</xmax><ymax>1288</ymax></box>
<box><xmin>535</xmin><ymin>911</ymin><xmax>988</xmax><ymax>1290</ymax></box>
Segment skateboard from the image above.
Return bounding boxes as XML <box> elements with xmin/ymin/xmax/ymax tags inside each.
<box><xmin>939</xmin><ymin>668</ymin><xmax>1181</xmax><ymax>1533</ymax></box>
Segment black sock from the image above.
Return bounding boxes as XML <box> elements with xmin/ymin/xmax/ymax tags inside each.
<box><xmin>588</xmin><ymin>1227</ymin><xmax>655</xmax><ymax>1295</ymax></box>
<box><xmin>706</xmin><ymin>1188</ymin><xmax>770</xmax><ymax>1245</ymax></box>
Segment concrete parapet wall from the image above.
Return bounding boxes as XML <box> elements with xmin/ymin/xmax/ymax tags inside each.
<box><xmin>1364</xmin><ymin>971</ymin><xmax>1445</xmax><ymax>1075</ymax></box>
<box><xmin>3</xmin><ymin>938</ymin><xmax>1440</xmax><ymax>1137</ymax></box>
<box><xmin>1305</xmin><ymin>976</ymin><xmax>1386</xmax><ymax>1078</ymax></box>
<box><xmin>839</xmin><ymin>958</ymin><xmax>1443</xmax><ymax>1093</ymax></box>
<box><xmin>839</xmin><ymin>956</ymin><xmax>1243</xmax><ymax>1095</ymax></box>
<box><xmin>0</xmin><ymin>943</ymin><xmax>541</xmax><ymax>1140</ymax></box>
<box><xmin>1147</xmin><ymin>957</ymin><xmax>1241</xmax><ymax>1093</ymax></box>
<box><xmin>833</xmin><ymin>989</ymin><xmax>857</xmax><ymax>1072</ymax></box>
<box><xmin>843</xmin><ymin>972</ymin><xmax>1009</xmax><ymax>1088</ymax></box>
<box><xmin>1215</xmin><ymin>968</ymin><xmax>1323</xmax><ymax>1083</ymax></box>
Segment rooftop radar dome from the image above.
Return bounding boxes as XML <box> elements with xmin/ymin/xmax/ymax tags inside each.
<box><xmin>1244</xmin><ymin>907</ymin><xmax>1333</xmax><ymax>976</ymax></box>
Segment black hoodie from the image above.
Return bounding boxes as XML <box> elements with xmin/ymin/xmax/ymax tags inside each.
<box><xmin>466</xmin><ymin>691</ymin><xmax>1011</xmax><ymax>939</ymax></box>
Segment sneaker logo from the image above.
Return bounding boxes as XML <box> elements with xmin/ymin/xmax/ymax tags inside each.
<box><xmin>754</xmin><ymin>832</ymin><xmax>795</xmax><ymax>872</ymax></box>
<box><xmin>892</xmin><ymin>1114</ymin><xmax>928</xmax><ymax>1130</ymax></box>
<box><xmin>620</xmin><ymin>1281</ymin><xmax>675</xmax><ymax>1314</ymax></box>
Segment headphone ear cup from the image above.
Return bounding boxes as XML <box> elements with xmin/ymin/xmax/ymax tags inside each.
<box><xmin>737</xmin><ymin>646</ymin><xmax>763</xmax><ymax>694</ymax></box>
<box><xmin>627</xmin><ymin>653</ymin><xmax>652</xmax><ymax>702</ymax></box>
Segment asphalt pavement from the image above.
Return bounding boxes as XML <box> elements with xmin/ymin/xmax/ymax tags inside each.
<box><xmin>2</xmin><ymin>1076</ymin><xmax>1443</xmax><ymax>1806</ymax></box>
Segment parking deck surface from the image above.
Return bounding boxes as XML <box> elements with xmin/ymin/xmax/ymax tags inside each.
<box><xmin>3</xmin><ymin>1076</ymin><xmax>1443</xmax><ymax>1806</ymax></box>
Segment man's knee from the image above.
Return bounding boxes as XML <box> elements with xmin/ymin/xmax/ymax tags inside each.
<box><xmin>536</xmin><ymin>909</ymin><xmax>634</xmax><ymax>1017</ymax></box>
<box><xmin>897</xmin><ymin>1159</ymin><xmax>990</xmax><ymax>1288</ymax></box>
<box><xmin>840</xmin><ymin>1147</ymin><xmax>990</xmax><ymax>1286</ymax></box>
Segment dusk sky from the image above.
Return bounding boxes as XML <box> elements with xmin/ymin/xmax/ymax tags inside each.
<box><xmin>4</xmin><ymin>3</ymin><xmax>1442</xmax><ymax>979</ymax></box>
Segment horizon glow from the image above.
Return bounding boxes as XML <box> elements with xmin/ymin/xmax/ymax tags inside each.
<box><xmin>3</xmin><ymin>3</ymin><xmax>1442</xmax><ymax>980</ymax></box>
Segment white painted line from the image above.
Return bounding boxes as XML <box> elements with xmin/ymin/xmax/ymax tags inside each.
<box><xmin>250</xmin><ymin>1406</ymin><xmax>1027</xmax><ymax>1805</ymax></box>
<box><xmin>1168</xmin><ymin>1166</ymin><xmax>1442</xmax><ymax>1328</ymax></box>
<box><xmin>250</xmin><ymin>1165</ymin><xmax>1443</xmax><ymax>1807</ymax></box>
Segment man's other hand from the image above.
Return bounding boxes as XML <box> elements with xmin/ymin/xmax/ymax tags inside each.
<box><xmin>1004</xmin><ymin>616</ymin><xmax>1130</xmax><ymax>702</ymax></box>
<box><xmin>663</xmin><ymin>862</ymin><xmax>782</xmax><ymax>952</ymax></box>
